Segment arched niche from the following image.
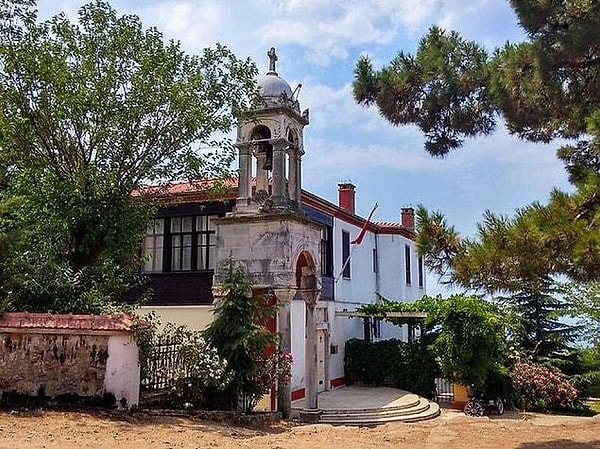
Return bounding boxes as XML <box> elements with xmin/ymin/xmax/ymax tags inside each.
<box><xmin>295</xmin><ymin>250</ymin><xmax>318</xmax><ymax>304</ymax></box>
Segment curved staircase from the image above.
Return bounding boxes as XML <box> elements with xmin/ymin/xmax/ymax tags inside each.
<box><xmin>292</xmin><ymin>386</ymin><xmax>440</xmax><ymax>426</ymax></box>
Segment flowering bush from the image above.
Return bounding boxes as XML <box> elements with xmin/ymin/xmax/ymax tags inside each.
<box><xmin>510</xmin><ymin>360</ymin><xmax>578</xmax><ymax>410</ymax></box>
<box><xmin>162</xmin><ymin>324</ymin><xmax>231</xmax><ymax>409</ymax></box>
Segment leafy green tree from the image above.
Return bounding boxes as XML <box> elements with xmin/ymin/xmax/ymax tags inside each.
<box><xmin>353</xmin><ymin>2</ymin><xmax>600</xmax><ymax>159</ymax></box>
<box><xmin>203</xmin><ymin>259</ymin><xmax>285</xmax><ymax>412</ymax></box>
<box><xmin>354</xmin><ymin>1</ymin><xmax>600</xmax><ymax>287</ymax></box>
<box><xmin>561</xmin><ymin>281</ymin><xmax>600</xmax><ymax>344</ymax></box>
<box><xmin>358</xmin><ymin>294</ymin><xmax>511</xmax><ymax>389</ymax></box>
<box><xmin>0</xmin><ymin>1</ymin><xmax>257</xmax><ymax>312</ymax></box>
<box><xmin>419</xmin><ymin>294</ymin><xmax>511</xmax><ymax>389</ymax></box>
<box><xmin>416</xmin><ymin>206</ymin><xmax>581</xmax><ymax>363</ymax></box>
<box><xmin>504</xmin><ymin>279</ymin><xmax>578</xmax><ymax>362</ymax></box>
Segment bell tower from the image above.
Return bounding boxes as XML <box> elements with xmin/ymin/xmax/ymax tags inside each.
<box><xmin>235</xmin><ymin>47</ymin><xmax>309</xmax><ymax>215</ymax></box>
<box><xmin>213</xmin><ymin>48</ymin><xmax>320</xmax><ymax>417</ymax></box>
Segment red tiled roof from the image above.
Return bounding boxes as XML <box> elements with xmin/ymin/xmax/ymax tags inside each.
<box><xmin>136</xmin><ymin>178</ymin><xmax>415</xmax><ymax>238</ymax></box>
<box><xmin>373</xmin><ymin>221</ymin><xmax>404</xmax><ymax>228</ymax></box>
<box><xmin>137</xmin><ymin>178</ymin><xmax>239</xmax><ymax>195</ymax></box>
<box><xmin>0</xmin><ymin>312</ymin><xmax>134</xmax><ymax>332</ymax></box>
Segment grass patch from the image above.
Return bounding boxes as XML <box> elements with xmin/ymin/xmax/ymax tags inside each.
<box><xmin>585</xmin><ymin>400</ymin><xmax>600</xmax><ymax>415</ymax></box>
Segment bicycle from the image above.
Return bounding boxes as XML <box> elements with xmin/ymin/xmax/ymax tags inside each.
<box><xmin>463</xmin><ymin>387</ymin><xmax>504</xmax><ymax>417</ymax></box>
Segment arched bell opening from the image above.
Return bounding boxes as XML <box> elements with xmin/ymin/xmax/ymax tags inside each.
<box><xmin>250</xmin><ymin>124</ymin><xmax>273</xmax><ymax>196</ymax></box>
<box><xmin>251</xmin><ymin>125</ymin><xmax>273</xmax><ymax>171</ymax></box>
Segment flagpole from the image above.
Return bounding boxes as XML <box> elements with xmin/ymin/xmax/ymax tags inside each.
<box><xmin>334</xmin><ymin>203</ymin><xmax>378</xmax><ymax>283</ymax></box>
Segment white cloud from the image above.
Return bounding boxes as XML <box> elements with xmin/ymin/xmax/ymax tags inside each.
<box><xmin>38</xmin><ymin>0</ymin><xmax>526</xmax><ymax>68</ymax></box>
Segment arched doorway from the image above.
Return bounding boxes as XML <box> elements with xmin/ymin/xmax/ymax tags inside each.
<box><xmin>295</xmin><ymin>251</ymin><xmax>327</xmax><ymax>396</ymax></box>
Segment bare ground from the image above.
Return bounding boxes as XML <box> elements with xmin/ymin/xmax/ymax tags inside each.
<box><xmin>0</xmin><ymin>407</ymin><xmax>599</xmax><ymax>449</ymax></box>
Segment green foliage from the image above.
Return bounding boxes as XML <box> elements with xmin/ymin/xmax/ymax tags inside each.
<box><xmin>0</xmin><ymin>1</ymin><xmax>258</xmax><ymax>186</ymax></box>
<box><xmin>357</xmin><ymin>294</ymin><xmax>511</xmax><ymax>390</ymax></box>
<box><xmin>569</xmin><ymin>343</ymin><xmax>600</xmax><ymax>398</ymax></box>
<box><xmin>417</xmin><ymin>187</ymin><xmax>600</xmax><ymax>292</ymax></box>
<box><xmin>418</xmin><ymin>295</ymin><xmax>511</xmax><ymax>388</ymax></box>
<box><xmin>416</xmin><ymin>203</ymin><xmax>589</xmax><ymax>362</ymax></box>
<box><xmin>353</xmin><ymin>2</ymin><xmax>600</xmax><ymax>159</ymax></box>
<box><xmin>562</xmin><ymin>281</ymin><xmax>600</xmax><ymax>342</ymax></box>
<box><xmin>0</xmin><ymin>1</ymin><xmax>258</xmax><ymax>313</ymax></box>
<box><xmin>203</xmin><ymin>259</ymin><xmax>284</xmax><ymax>412</ymax></box>
<box><xmin>500</xmin><ymin>278</ymin><xmax>579</xmax><ymax>364</ymax></box>
<box><xmin>344</xmin><ymin>338</ymin><xmax>437</xmax><ymax>398</ymax></box>
<box><xmin>354</xmin><ymin>26</ymin><xmax>495</xmax><ymax>156</ymax></box>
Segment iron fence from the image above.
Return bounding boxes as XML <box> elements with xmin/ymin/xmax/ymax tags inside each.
<box><xmin>141</xmin><ymin>334</ymin><xmax>185</xmax><ymax>391</ymax></box>
<box><xmin>434</xmin><ymin>377</ymin><xmax>454</xmax><ymax>403</ymax></box>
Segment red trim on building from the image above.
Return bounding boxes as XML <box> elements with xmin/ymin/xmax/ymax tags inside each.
<box><xmin>330</xmin><ymin>377</ymin><xmax>345</xmax><ymax>389</ymax></box>
<box><xmin>291</xmin><ymin>388</ymin><xmax>305</xmax><ymax>401</ymax></box>
<box><xmin>302</xmin><ymin>190</ymin><xmax>414</xmax><ymax>239</ymax></box>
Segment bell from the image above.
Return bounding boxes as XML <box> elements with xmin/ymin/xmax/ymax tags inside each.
<box><xmin>262</xmin><ymin>146</ymin><xmax>273</xmax><ymax>171</ymax></box>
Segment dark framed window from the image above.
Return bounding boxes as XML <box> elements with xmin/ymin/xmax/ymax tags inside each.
<box><xmin>320</xmin><ymin>226</ymin><xmax>333</xmax><ymax>277</ymax></box>
<box><xmin>142</xmin><ymin>215</ymin><xmax>217</xmax><ymax>273</ymax></box>
<box><xmin>373</xmin><ymin>248</ymin><xmax>378</xmax><ymax>273</ymax></box>
<box><xmin>404</xmin><ymin>244</ymin><xmax>411</xmax><ymax>285</ymax></box>
<box><xmin>142</xmin><ymin>219</ymin><xmax>164</xmax><ymax>273</ymax></box>
<box><xmin>342</xmin><ymin>230</ymin><xmax>351</xmax><ymax>279</ymax></box>
<box><xmin>171</xmin><ymin>216</ymin><xmax>193</xmax><ymax>271</ymax></box>
<box><xmin>196</xmin><ymin>216</ymin><xmax>217</xmax><ymax>270</ymax></box>
<box><xmin>418</xmin><ymin>256</ymin><xmax>424</xmax><ymax>288</ymax></box>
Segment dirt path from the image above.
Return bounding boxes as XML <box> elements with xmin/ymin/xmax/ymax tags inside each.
<box><xmin>0</xmin><ymin>408</ymin><xmax>598</xmax><ymax>449</ymax></box>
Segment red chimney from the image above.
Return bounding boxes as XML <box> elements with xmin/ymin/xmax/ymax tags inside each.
<box><xmin>338</xmin><ymin>183</ymin><xmax>356</xmax><ymax>214</ymax></box>
<box><xmin>401</xmin><ymin>207</ymin><xmax>415</xmax><ymax>232</ymax></box>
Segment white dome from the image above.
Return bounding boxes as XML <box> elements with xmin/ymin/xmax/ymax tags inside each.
<box><xmin>258</xmin><ymin>72</ymin><xmax>293</xmax><ymax>99</ymax></box>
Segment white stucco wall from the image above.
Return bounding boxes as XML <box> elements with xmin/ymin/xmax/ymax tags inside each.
<box><xmin>105</xmin><ymin>334</ymin><xmax>140</xmax><ymax>407</ymax></box>
<box><xmin>290</xmin><ymin>299</ymin><xmax>306</xmax><ymax>391</ymax></box>
<box><xmin>326</xmin><ymin>216</ymin><xmax>426</xmax><ymax>387</ymax></box>
<box><xmin>137</xmin><ymin>305</ymin><xmax>214</xmax><ymax>331</ymax></box>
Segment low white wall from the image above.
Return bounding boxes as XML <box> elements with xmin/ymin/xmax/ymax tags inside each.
<box><xmin>105</xmin><ymin>335</ymin><xmax>140</xmax><ymax>407</ymax></box>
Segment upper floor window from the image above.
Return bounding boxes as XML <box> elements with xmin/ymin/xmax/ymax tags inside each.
<box><xmin>320</xmin><ymin>226</ymin><xmax>333</xmax><ymax>277</ymax></box>
<box><xmin>372</xmin><ymin>248</ymin><xmax>378</xmax><ymax>273</ymax></box>
<box><xmin>171</xmin><ymin>216</ymin><xmax>193</xmax><ymax>271</ymax></box>
<box><xmin>142</xmin><ymin>215</ymin><xmax>217</xmax><ymax>273</ymax></box>
<box><xmin>418</xmin><ymin>256</ymin><xmax>424</xmax><ymax>288</ymax></box>
<box><xmin>142</xmin><ymin>219</ymin><xmax>164</xmax><ymax>273</ymax></box>
<box><xmin>404</xmin><ymin>244</ymin><xmax>412</xmax><ymax>285</ymax></box>
<box><xmin>342</xmin><ymin>230</ymin><xmax>351</xmax><ymax>279</ymax></box>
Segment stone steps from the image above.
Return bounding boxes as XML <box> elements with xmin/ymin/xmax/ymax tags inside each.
<box><xmin>317</xmin><ymin>397</ymin><xmax>440</xmax><ymax>425</ymax></box>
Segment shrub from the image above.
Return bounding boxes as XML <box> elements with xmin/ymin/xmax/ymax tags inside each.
<box><xmin>163</xmin><ymin>324</ymin><xmax>231</xmax><ymax>409</ymax></box>
<box><xmin>510</xmin><ymin>360</ymin><xmax>578</xmax><ymax>411</ymax></box>
<box><xmin>344</xmin><ymin>338</ymin><xmax>437</xmax><ymax>398</ymax></box>
<box><xmin>204</xmin><ymin>259</ymin><xmax>286</xmax><ymax>411</ymax></box>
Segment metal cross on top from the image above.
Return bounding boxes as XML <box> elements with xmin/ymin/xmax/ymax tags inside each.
<box><xmin>267</xmin><ymin>47</ymin><xmax>278</xmax><ymax>73</ymax></box>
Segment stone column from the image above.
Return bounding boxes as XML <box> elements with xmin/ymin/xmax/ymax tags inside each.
<box><xmin>274</xmin><ymin>287</ymin><xmax>293</xmax><ymax>419</ymax></box>
<box><xmin>271</xmin><ymin>142</ymin><xmax>287</xmax><ymax>208</ymax></box>
<box><xmin>288</xmin><ymin>147</ymin><xmax>298</xmax><ymax>204</ymax></box>
<box><xmin>296</xmin><ymin>149</ymin><xmax>303</xmax><ymax>205</ymax></box>
<box><xmin>256</xmin><ymin>152</ymin><xmax>269</xmax><ymax>193</ymax></box>
<box><xmin>237</xmin><ymin>144</ymin><xmax>252</xmax><ymax>207</ymax></box>
<box><xmin>299</xmin><ymin>271</ymin><xmax>321</xmax><ymax>422</ymax></box>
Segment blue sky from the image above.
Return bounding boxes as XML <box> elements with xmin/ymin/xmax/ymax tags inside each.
<box><xmin>37</xmin><ymin>0</ymin><xmax>573</xmax><ymax>295</ymax></box>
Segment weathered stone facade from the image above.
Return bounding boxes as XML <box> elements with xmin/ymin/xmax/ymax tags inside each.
<box><xmin>0</xmin><ymin>333</ymin><xmax>109</xmax><ymax>398</ymax></box>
